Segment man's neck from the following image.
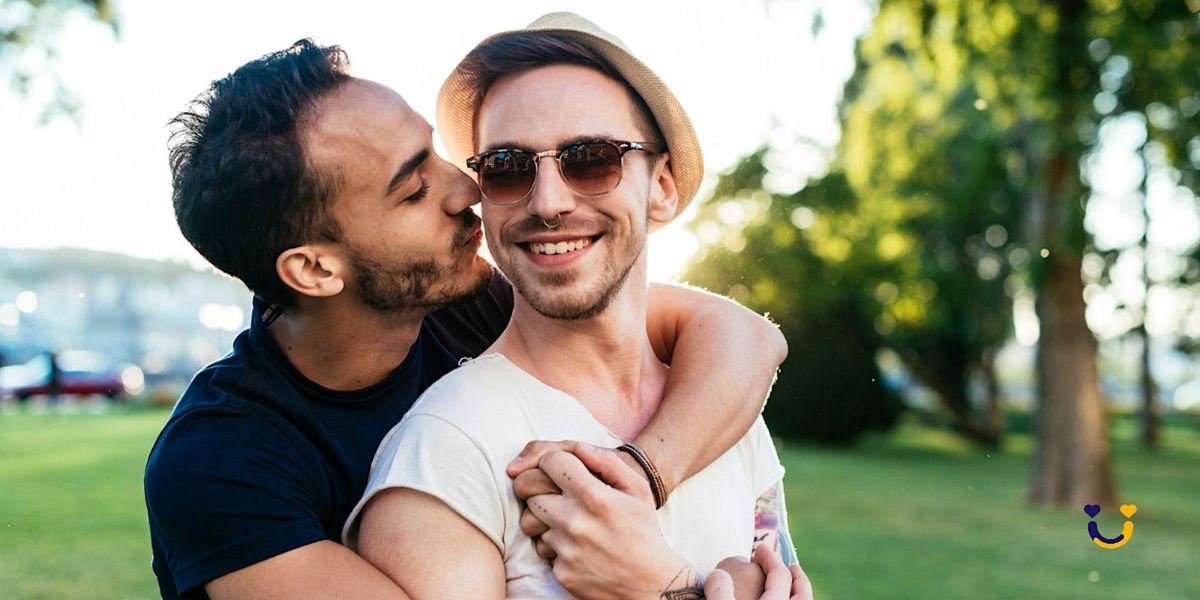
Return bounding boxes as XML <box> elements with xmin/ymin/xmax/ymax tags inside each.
<box><xmin>270</xmin><ymin>299</ymin><xmax>426</xmax><ymax>392</ymax></box>
<box><xmin>492</xmin><ymin>273</ymin><xmax>667</xmax><ymax>440</ymax></box>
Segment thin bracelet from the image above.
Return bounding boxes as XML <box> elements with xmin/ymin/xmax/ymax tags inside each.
<box><xmin>617</xmin><ymin>442</ymin><xmax>668</xmax><ymax>509</ymax></box>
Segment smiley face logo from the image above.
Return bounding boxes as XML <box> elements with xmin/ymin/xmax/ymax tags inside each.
<box><xmin>1084</xmin><ymin>504</ymin><xmax>1136</xmax><ymax>549</ymax></box>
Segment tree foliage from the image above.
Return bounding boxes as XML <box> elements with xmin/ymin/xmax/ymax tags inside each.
<box><xmin>682</xmin><ymin>150</ymin><xmax>902</xmax><ymax>444</ymax></box>
<box><xmin>837</xmin><ymin>0</ymin><xmax>1049</xmax><ymax>444</ymax></box>
<box><xmin>1</xmin><ymin>0</ymin><xmax>117</xmax><ymax>120</ymax></box>
<box><xmin>683</xmin><ymin>0</ymin><xmax>1199</xmax><ymax>471</ymax></box>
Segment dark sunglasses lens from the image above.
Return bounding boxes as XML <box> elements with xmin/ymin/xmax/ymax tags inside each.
<box><xmin>479</xmin><ymin>151</ymin><xmax>536</xmax><ymax>203</ymax></box>
<box><xmin>560</xmin><ymin>143</ymin><xmax>623</xmax><ymax>195</ymax></box>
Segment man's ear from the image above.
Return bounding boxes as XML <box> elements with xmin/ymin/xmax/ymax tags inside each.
<box><xmin>647</xmin><ymin>152</ymin><xmax>679</xmax><ymax>228</ymax></box>
<box><xmin>276</xmin><ymin>245</ymin><xmax>346</xmax><ymax>299</ymax></box>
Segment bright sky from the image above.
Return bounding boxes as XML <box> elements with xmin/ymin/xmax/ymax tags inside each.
<box><xmin>0</xmin><ymin>0</ymin><xmax>873</xmax><ymax>282</ymax></box>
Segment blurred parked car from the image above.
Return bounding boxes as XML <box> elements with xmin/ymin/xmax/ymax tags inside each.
<box><xmin>0</xmin><ymin>351</ymin><xmax>144</xmax><ymax>401</ymax></box>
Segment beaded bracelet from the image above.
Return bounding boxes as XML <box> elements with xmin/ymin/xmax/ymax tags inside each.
<box><xmin>617</xmin><ymin>442</ymin><xmax>668</xmax><ymax>509</ymax></box>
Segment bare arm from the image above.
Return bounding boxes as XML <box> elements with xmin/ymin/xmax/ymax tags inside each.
<box><xmin>205</xmin><ymin>541</ymin><xmax>410</xmax><ymax>600</ymax></box>
<box><xmin>642</xmin><ymin>282</ymin><xmax>787</xmax><ymax>492</ymax></box>
<box><xmin>753</xmin><ymin>481</ymin><xmax>797</xmax><ymax>567</ymax></box>
<box><xmin>356</xmin><ymin>488</ymin><xmax>506</xmax><ymax>600</ymax></box>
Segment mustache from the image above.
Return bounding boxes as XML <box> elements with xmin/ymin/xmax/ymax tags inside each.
<box><xmin>450</xmin><ymin>210</ymin><xmax>481</xmax><ymax>248</ymax></box>
<box><xmin>500</xmin><ymin>214</ymin><xmax>609</xmax><ymax>244</ymax></box>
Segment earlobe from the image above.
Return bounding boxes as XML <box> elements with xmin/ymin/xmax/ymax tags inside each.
<box><xmin>647</xmin><ymin>153</ymin><xmax>679</xmax><ymax>226</ymax></box>
<box><xmin>276</xmin><ymin>246</ymin><xmax>346</xmax><ymax>299</ymax></box>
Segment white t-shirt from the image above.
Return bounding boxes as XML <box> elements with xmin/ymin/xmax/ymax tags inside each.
<box><xmin>344</xmin><ymin>353</ymin><xmax>784</xmax><ymax>599</ymax></box>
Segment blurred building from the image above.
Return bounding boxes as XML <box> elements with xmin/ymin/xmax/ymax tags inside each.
<box><xmin>0</xmin><ymin>247</ymin><xmax>250</xmax><ymax>395</ymax></box>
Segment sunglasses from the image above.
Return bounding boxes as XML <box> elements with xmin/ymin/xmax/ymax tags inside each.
<box><xmin>465</xmin><ymin>139</ymin><xmax>663</xmax><ymax>206</ymax></box>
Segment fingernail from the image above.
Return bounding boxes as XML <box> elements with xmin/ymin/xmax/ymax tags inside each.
<box><xmin>508</xmin><ymin>457</ymin><xmax>525</xmax><ymax>469</ymax></box>
<box><xmin>577</xmin><ymin>442</ymin><xmax>595</xmax><ymax>452</ymax></box>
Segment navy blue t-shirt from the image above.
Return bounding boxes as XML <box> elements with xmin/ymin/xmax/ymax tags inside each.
<box><xmin>144</xmin><ymin>273</ymin><xmax>513</xmax><ymax>599</ymax></box>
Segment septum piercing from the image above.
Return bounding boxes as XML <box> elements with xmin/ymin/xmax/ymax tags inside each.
<box><xmin>542</xmin><ymin>213</ymin><xmax>561</xmax><ymax>229</ymax></box>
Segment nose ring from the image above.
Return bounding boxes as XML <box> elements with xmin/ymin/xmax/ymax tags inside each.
<box><xmin>542</xmin><ymin>213</ymin><xmax>561</xmax><ymax>229</ymax></box>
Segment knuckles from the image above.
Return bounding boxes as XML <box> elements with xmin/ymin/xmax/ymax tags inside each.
<box><xmin>575</xmin><ymin>485</ymin><xmax>612</xmax><ymax>518</ymax></box>
<box><xmin>537</xmin><ymin>449</ymin><xmax>576</xmax><ymax>471</ymax></box>
<box><xmin>519</xmin><ymin>439</ymin><xmax>573</xmax><ymax>463</ymax></box>
<box><xmin>534</xmin><ymin>537</ymin><xmax>557</xmax><ymax>560</ymax></box>
<box><xmin>520</xmin><ymin>507</ymin><xmax>550</xmax><ymax>536</ymax></box>
<box><xmin>514</xmin><ymin>467</ymin><xmax>560</xmax><ymax>499</ymax></box>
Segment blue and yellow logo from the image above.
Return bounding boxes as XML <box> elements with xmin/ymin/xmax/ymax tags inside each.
<box><xmin>1084</xmin><ymin>503</ymin><xmax>1137</xmax><ymax>549</ymax></box>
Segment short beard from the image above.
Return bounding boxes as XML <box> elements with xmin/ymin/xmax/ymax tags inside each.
<box><xmin>523</xmin><ymin>244</ymin><xmax>641</xmax><ymax>320</ymax></box>
<box><xmin>499</xmin><ymin>213</ymin><xmax>647</xmax><ymax>321</ymax></box>
<box><xmin>349</xmin><ymin>247</ymin><xmax>490</xmax><ymax>314</ymax></box>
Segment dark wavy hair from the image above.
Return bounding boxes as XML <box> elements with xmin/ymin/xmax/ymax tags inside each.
<box><xmin>168</xmin><ymin>39</ymin><xmax>351</xmax><ymax>307</ymax></box>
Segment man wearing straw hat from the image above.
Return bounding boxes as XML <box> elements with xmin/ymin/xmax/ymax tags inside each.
<box><xmin>346</xmin><ymin>13</ymin><xmax>807</xmax><ymax>600</ymax></box>
<box><xmin>146</xmin><ymin>32</ymin><xmax>791</xmax><ymax>600</ymax></box>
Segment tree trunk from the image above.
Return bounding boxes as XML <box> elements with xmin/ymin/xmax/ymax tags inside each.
<box><xmin>1028</xmin><ymin>256</ymin><xmax>1117</xmax><ymax>506</ymax></box>
<box><xmin>1025</xmin><ymin>80</ymin><xmax>1119</xmax><ymax>504</ymax></box>
<box><xmin>1138</xmin><ymin>144</ymin><xmax>1159</xmax><ymax>448</ymax></box>
<box><xmin>981</xmin><ymin>347</ymin><xmax>1005</xmax><ymax>444</ymax></box>
<box><xmin>1138</xmin><ymin>323</ymin><xmax>1158</xmax><ymax>447</ymax></box>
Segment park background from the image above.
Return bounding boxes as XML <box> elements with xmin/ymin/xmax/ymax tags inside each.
<box><xmin>2</xmin><ymin>0</ymin><xmax>1198</xmax><ymax>598</ymax></box>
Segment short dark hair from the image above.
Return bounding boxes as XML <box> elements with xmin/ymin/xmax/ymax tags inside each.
<box><xmin>460</xmin><ymin>34</ymin><xmax>665</xmax><ymax>148</ymax></box>
<box><xmin>169</xmin><ymin>39</ymin><xmax>351</xmax><ymax>307</ymax></box>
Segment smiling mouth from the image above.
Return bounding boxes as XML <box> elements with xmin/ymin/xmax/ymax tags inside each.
<box><xmin>523</xmin><ymin>235</ymin><xmax>600</xmax><ymax>256</ymax></box>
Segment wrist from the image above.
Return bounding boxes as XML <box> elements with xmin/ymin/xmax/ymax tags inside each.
<box><xmin>649</xmin><ymin>557</ymin><xmax>704</xmax><ymax>600</ymax></box>
<box><xmin>620</xmin><ymin>545</ymin><xmax>699</xmax><ymax>600</ymax></box>
<box><xmin>617</xmin><ymin>451</ymin><xmax>651</xmax><ymax>488</ymax></box>
<box><xmin>630</xmin><ymin>436</ymin><xmax>680</xmax><ymax>495</ymax></box>
<box><xmin>617</xmin><ymin>442</ymin><xmax>669</xmax><ymax>508</ymax></box>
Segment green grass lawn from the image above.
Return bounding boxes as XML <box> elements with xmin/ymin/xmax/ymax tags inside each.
<box><xmin>1</xmin><ymin>408</ymin><xmax>166</xmax><ymax>599</ymax></box>
<box><xmin>785</xmin><ymin>414</ymin><xmax>1200</xmax><ymax>599</ymax></box>
<box><xmin>1</xmin><ymin>407</ymin><xmax>1197</xmax><ymax>599</ymax></box>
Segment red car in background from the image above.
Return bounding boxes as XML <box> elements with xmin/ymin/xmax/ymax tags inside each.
<box><xmin>0</xmin><ymin>351</ymin><xmax>144</xmax><ymax>401</ymax></box>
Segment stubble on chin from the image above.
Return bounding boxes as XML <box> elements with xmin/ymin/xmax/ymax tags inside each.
<box><xmin>352</xmin><ymin>250</ymin><xmax>491</xmax><ymax>313</ymax></box>
<box><xmin>503</xmin><ymin>229</ymin><xmax>645</xmax><ymax>321</ymax></box>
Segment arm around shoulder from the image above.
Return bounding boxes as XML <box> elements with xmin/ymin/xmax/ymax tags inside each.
<box><xmin>645</xmin><ymin>282</ymin><xmax>786</xmax><ymax>367</ymax></box>
<box><xmin>641</xmin><ymin>283</ymin><xmax>788</xmax><ymax>492</ymax></box>
<box><xmin>205</xmin><ymin>540</ymin><xmax>411</xmax><ymax>600</ymax></box>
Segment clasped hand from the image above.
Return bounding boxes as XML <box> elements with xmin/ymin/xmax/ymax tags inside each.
<box><xmin>507</xmin><ymin>441</ymin><xmax>812</xmax><ymax>600</ymax></box>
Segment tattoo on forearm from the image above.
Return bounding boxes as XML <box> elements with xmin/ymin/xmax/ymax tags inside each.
<box><xmin>660</xmin><ymin>564</ymin><xmax>704</xmax><ymax>599</ymax></box>
<box><xmin>754</xmin><ymin>481</ymin><xmax>798</xmax><ymax>566</ymax></box>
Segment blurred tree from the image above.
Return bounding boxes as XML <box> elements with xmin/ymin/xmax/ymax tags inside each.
<box><xmin>839</xmin><ymin>0</ymin><xmax>1122</xmax><ymax>506</ymax></box>
<box><xmin>1083</xmin><ymin>2</ymin><xmax>1200</xmax><ymax>448</ymax></box>
<box><xmin>827</xmin><ymin>0</ymin><xmax>1198</xmax><ymax>501</ymax></box>
<box><xmin>681</xmin><ymin>151</ymin><xmax>902</xmax><ymax>444</ymax></box>
<box><xmin>0</xmin><ymin>0</ymin><xmax>117</xmax><ymax>120</ymax></box>
<box><xmin>689</xmin><ymin>1</ymin><xmax>1032</xmax><ymax>447</ymax></box>
<box><xmin>688</xmin><ymin>0</ymin><xmax>1197</xmax><ymax>499</ymax></box>
<box><xmin>837</xmin><ymin>1</ymin><xmax>1031</xmax><ymax>447</ymax></box>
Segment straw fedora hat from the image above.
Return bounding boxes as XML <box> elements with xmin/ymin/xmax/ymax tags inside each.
<box><xmin>436</xmin><ymin>11</ymin><xmax>704</xmax><ymax>219</ymax></box>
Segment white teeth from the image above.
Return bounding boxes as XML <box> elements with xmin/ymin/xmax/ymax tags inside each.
<box><xmin>529</xmin><ymin>237</ymin><xmax>592</xmax><ymax>255</ymax></box>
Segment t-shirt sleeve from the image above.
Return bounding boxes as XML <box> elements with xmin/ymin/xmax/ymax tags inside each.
<box><xmin>423</xmin><ymin>268</ymin><xmax>514</xmax><ymax>359</ymax></box>
<box><xmin>145</xmin><ymin>409</ymin><xmax>327</xmax><ymax>597</ymax></box>
<box><xmin>748</xmin><ymin>415</ymin><xmax>786</xmax><ymax>497</ymax></box>
<box><xmin>343</xmin><ymin>413</ymin><xmax>506</xmax><ymax>551</ymax></box>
